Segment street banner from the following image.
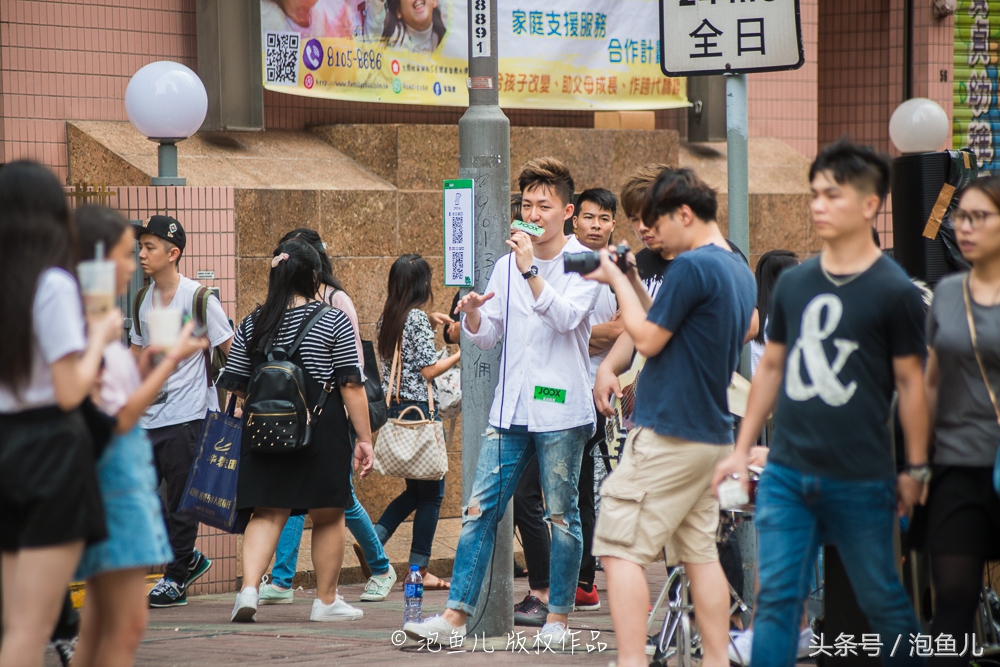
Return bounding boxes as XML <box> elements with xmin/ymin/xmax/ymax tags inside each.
<box><xmin>954</xmin><ymin>0</ymin><xmax>1000</xmax><ymax>173</ymax></box>
<box><xmin>261</xmin><ymin>0</ymin><xmax>687</xmax><ymax>110</ymax></box>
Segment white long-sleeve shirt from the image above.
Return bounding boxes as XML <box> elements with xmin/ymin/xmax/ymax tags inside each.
<box><xmin>463</xmin><ymin>237</ymin><xmax>600</xmax><ymax>432</ymax></box>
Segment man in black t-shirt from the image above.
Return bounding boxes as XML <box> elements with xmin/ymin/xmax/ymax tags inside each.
<box><xmin>714</xmin><ymin>141</ymin><xmax>929</xmax><ymax>667</ymax></box>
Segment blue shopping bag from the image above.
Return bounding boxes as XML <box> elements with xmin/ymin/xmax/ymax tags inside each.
<box><xmin>179</xmin><ymin>397</ymin><xmax>249</xmax><ymax>533</ymax></box>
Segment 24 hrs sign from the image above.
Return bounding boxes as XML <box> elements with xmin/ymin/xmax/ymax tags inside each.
<box><xmin>659</xmin><ymin>0</ymin><xmax>805</xmax><ymax>76</ymax></box>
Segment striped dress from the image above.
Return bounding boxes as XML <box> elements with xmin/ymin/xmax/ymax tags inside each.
<box><xmin>219</xmin><ymin>302</ymin><xmax>362</xmax><ymax>511</ymax></box>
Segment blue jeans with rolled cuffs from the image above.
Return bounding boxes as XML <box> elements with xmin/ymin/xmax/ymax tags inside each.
<box><xmin>752</xmin><ymin>462</ymin><xmax>923</xmax><ymax>667</ymax></box>
<box><xmin>446</xmin><ymin>423</ymin><xmax>592</xmax><ymax>616</ymax></box>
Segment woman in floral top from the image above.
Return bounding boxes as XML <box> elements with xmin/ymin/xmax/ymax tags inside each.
<box><xmin>375</xmin><ymin>254</ymin><xmax>460</xmax><ymax>588</ymax></box>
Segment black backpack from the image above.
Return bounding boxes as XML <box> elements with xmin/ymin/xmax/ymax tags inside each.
<box><xmin>243</xmin><ymin>305</ymin><xmax>331</xmax><ymax>455</ymax></box>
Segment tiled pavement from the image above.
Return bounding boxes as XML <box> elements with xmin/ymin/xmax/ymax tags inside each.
<box><xmin>47</xmin><ymin>569</ymin><xmax>639</xmax><ymax>666</ymax></box>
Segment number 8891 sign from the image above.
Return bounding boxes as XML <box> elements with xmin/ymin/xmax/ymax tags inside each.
<box><xmin>659</xmin><ymin>0</ymin><xmax>805</xmax><ymax>76</ymax></box>
<box><xmin>472</xmin><ymin>0</ymin><xmax>492</xmax><ymax>58</ymax></box>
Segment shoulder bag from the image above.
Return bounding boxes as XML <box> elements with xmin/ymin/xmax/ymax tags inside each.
<box><xmin>433</xmin><ymin>348</ymin><xmax>462</xmax><ymax>420</ymax></box>
<box><xmin>324</xmin><ymin>288</ymin><xmax>387</xmax><ymax>433</ymax></box>
<box><xmin>373</xmin><ymin>342</ymin><xmax>448</xmax><ymax>480</ymax></box>
<box><xmin>962</xmin><ymin>274</ymin><xmax>1000</xmax><ymax>497</ymax></box>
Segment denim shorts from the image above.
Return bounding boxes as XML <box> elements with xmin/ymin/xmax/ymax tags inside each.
<box><xmin>75</xmin><ymin>426</ymin><xmax>173</xmax><ymax>580</ymax></box>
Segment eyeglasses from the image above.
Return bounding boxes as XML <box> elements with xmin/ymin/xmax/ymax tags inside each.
<box><xmin>952</xmin><ymin>209</ymin><xmax>1000</xmax><ymax>229</ymax></box>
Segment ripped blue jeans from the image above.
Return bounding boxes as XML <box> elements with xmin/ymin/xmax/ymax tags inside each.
<box><xmin>446</xmin><ymin>423</ymin><xmax>592</xmax><ymax>616</ymax></box>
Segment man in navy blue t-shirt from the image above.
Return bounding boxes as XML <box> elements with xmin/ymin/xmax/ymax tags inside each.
<box><xmin>714</xmin><ymin>141</ymin><xmax>929</xmax><ymax>667</ymax></box>
<box><xmin>585</xmin><ymin>168</ymin><xmax>756</xmax><ymax>667</ymax></box>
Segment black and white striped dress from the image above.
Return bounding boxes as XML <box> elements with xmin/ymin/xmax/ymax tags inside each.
<box><xmin>219</xmin><ymin>302</ymin><xmax>362</xmax><ymax>511</ymax></box>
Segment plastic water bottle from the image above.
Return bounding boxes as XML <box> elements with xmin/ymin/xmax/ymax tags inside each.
<box><xmin>403</xmin><ymin>565</ymin><xmax>423</xmax><ymax>627</ymax></box>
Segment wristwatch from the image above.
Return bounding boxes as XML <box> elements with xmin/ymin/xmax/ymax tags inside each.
<box><xmin>904</xmin><ymin>464</ymin><xmax>931</xmax><ymax>484</ymax></box>
<box><xmin>521</xmin><ymin>265</ymin><xmax>538</xmax><ymax>280</ymax></box>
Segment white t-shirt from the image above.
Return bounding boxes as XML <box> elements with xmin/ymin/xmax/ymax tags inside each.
<box><xmin>129</xmin><ymin>275</ymin><xmax>233</xmax><ymax>429</ymax></box>
<box><xmin>99</xmin><ymin>342</ymin><xmax>142</xmax><ymax>417</ymax></box>
<box><xmin>587</xmin><ymin>284</ymin><xmax>618</xmax><ymax>385</ymax></box>
<box><xmin>0</xmin><ymin>268</ymin><xmax>87</xmax><ymax>413</ymax></box>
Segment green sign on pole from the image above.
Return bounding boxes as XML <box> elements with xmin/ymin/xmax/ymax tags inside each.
<box><xmin>443</xmin><ymin>179</ymin><xmax>474</xmax><ymax>286</ymax></box>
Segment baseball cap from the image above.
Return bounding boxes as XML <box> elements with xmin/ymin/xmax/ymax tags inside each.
<box><xmin>135</xmin><ymin>215</ymin><xmax>186</xmax><ymax>251</ymax></box>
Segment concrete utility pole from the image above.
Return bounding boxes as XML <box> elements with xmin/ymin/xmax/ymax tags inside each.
<box><xmin>457</xmin><ymin>0</ymin><xmax>513</xmax><ymax>638</ymax></box>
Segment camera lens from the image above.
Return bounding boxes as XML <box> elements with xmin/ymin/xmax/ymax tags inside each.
<box><xmin>563</xmin><ymin>251</ymin><xmax>601</xmax><ymax>274</ymax></box>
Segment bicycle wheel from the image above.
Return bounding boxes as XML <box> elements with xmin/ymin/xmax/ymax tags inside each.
<box><xmin>676</xmin><ymin>613</ymin><xmax>693</xmax><ymax>667</ymax></box>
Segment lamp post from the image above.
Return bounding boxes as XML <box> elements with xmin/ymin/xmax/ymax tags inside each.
<box><xmin>125</xmin><ymin>61</ymin><xmax>208</xmax><ymax>186</ymax></box>
<box><xmin>888</xmin><ymin>97</ymin><xmax>961</xmax><ymax>287</ymax></box>
<box><xmin>889</xmin><ymin>97</ymin><xmax>950</xmax><ymax>154</ymax></box>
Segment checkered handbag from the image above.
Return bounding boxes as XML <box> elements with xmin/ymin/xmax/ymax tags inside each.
<box><xmin>373</xmin><ymin>344</ymin><xmax>448</xmax><ymax>480</ymax></box>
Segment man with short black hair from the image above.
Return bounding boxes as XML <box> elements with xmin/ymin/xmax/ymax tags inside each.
<box><xmin>403</xmin><ymin>157</ymin><xmax>599</xmax><ymax>646</ymax></box>
<box><xmin>586</xmin><ymin>168</ymin><xmax>756</xmax><ymax>667</ymax></box>
<box><xmin>131</xmin><ymin>215</ymin><xmax>233</xmax><ymax>608</ymax></box>
<box><xmin>714</xmin><ymin>141</ymin><xmax>928</xmax><ymax>667</ymax></box>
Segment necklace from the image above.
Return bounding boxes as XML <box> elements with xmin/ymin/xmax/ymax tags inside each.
<box><xmin>820</xmin><ymin>264</ymin><xmax>863</xmax><ymax>288</ymax></box>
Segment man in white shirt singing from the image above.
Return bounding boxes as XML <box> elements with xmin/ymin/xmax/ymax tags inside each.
<box><xmin>403</xmin><ymin>157</ymin><xmax>599</xmax><ymax>646</ymax></box>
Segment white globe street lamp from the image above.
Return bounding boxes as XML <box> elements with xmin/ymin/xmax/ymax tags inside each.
<box><xmin>889</xmin><ymin>98</ymin><xmax>950</xmax><ymax>155</ymax></box>
<box><xmin>125</xmin><ymin>61</ymin><xmax>208</xmax><ymax>186</ymax></box>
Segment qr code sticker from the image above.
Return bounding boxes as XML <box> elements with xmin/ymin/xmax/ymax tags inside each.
<box><xmin>451</xmin><ymin>250</ymin><xmax>465</xmax><ymax>281</ymax></box>
<box><xmin>265</xmin><ymin>32</ymin><xmax>300</xmax><ymax>85</ymax></box>
<box><xmin>450</xmin><ymin>213</ymin><xmax>464</xmax><ymax>244</ymax></box>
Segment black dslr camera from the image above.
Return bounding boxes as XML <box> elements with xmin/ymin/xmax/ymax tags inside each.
<box><xmin>563</xmin><ymin>242</ymin><xmax>631</xmax><ymax>274</ymax></box>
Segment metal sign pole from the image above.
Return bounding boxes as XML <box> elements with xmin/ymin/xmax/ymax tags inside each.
<box><xmin>726</xmin><ymin>72</ymin><xmax>752</xmax><ymax>382</ymax></box>
<box><xmin>457</xmin><ymin>0</ymin><xmax>513</xmax><ymax>638</ymax></box>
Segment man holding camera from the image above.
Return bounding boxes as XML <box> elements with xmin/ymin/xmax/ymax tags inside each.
<box><xmin>584</xmin><ymin>168</ymin><xmax>756</xmax><ymax>667</ymax></box>
<box><xmin>403</xmin><ymin>157</ymin><xmax>599</xmax><ymax>646</ymax></box>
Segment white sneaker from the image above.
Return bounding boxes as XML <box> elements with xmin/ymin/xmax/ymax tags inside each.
<box><xmin>728</xmin><ymin>628</ymin><xmax>753</xmax><ymax>666</ymax></box>
<box><xmin>797</xmin><ymin>627</ymin><xmax>815</xmax><ymax>658</ymax></box>
<box><xmin>535</xmin><ymin>622</ymin><xmax>571</xmax><ymax>649</ymax></box>
<box><xmin>231</xmin><ymin>588</ymin><xmax>259</xmax><ymax>623</ymax></box>
<box><xmin>359</xmin><ymin>567</ymin><xmax>397</xmax><ymax>602</ymax></box>
<box><xmin>309</xmin><ymin>595</ymin><xmax>363</xmax><ymax>621</ymax></box>
<box><xmin>403</xmin><ymin>615</ymin><xmax>467</xmax><ymax>644</ymax></box>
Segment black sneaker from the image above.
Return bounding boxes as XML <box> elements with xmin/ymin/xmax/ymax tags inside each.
<box><xmin>148</xmin><ymin>577</ymin><xmax>187</xmax><ymax>608</ymax></box>
<box><xmin>513</xmin><ymin>594</ymin><xmax>548</xmax><ymax>627</ymax></box>
<box><xmin>185</xmin><ymin>550</ymin><xmax>212</xmax><ymax>589</ymax></box>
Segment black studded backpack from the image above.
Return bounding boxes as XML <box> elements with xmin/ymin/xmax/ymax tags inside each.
<box><xmin>243</xmin><ymin>305</ymin><xmax>331</xmax><ymax>454</ymax></box>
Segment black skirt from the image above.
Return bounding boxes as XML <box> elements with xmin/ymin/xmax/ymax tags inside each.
<box><xmin>916</xmin><ymin>465</ymin><xmax>1000</xmax><ymax>559</ymax></box>
<box><xmin>236</xmin><ymin>421</ymin><xmax>353</xmax><ymax>512</ymax></box>
<box><xmin>0</xmin><ymin>406</ymin><xmax>107</xmax><ymax>550</ymax></box>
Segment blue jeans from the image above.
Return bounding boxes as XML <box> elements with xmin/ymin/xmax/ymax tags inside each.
<box><xmin>447</xmin><ymin>423</ymin><xmax>591</xmax><ymax>616</ymax></box>
<box><xmin>271</xmin><ymin>455</ymin><xmax>391</xmax><ymax>589</ymax></box>
<box><xmin>752</xmin><ymin>462</ymin><xmax>922</xmax><ymax>667</ymax></box>
<box><xmin>375</xmin><ymin>400</ymin><xmax>446</xmax><ymax>569</ymax></box>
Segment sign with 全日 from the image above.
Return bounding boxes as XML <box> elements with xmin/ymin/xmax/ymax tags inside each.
<box><xmin>443</xmin><ymin>179</ymin><xmax>474</xmax><ymax>287</ymax></box>
<box><xmin>954</xmin><ymin>0</ymin><xmax>1000</xmax><ymax>173</ymax></box>
<box><xmin>659</xmin><ymin>0</ymin><xmax>805</xmax><ymax>77</ymax></box>
<box><xmin>261</xmin><ymin>0</ymin><xmax>687</xmax><ymax>110</ymax></box>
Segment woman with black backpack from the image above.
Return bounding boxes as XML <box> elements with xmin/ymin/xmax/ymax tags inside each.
<box><xmin>255</xmin><ymin>228</ymin><xmax>398</xmax><ymax>606</ymax></box>
<box><xmin>218</xmin><ymin>240</ymin><xmax>374</xmax><ymax>624</ymax></box>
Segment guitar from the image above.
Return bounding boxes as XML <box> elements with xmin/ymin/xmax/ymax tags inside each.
<box><xmin>601</xmin><ymin>356</ymin><xmax>751</xmax><ymax>474</ymax></box>
<box><xmin>601</xmin><ymin>354</ymin><xmax>645</xmax><ymax>473</ymax></box>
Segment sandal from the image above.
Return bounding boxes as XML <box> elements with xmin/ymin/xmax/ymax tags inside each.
<box><xmin>421</xmin><ymin>572</ymin><xmax>451</xmax><ymax>590</ymax></box>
